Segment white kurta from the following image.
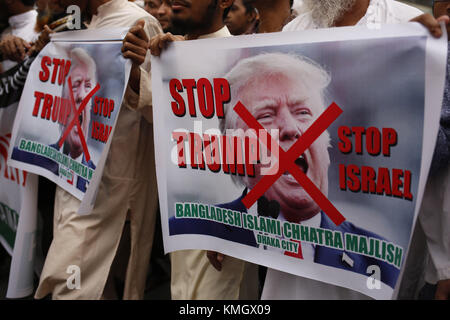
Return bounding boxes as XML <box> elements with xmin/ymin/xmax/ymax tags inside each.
<box><xmin>35</xmin><ymin>0</ymin><xmax>162</xmax><ymax>300</ymax></box>
<box><xmin>0</xmin><ymin>10</ymin><xmax>39</xmax><ymax>71</ymax></box>
<box><xmin>263</xmin><ymin>0</ymin><xmax>431</xmax><ymax>300</ymax></box>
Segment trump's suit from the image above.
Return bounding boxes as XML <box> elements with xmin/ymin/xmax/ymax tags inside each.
<box><xmin>170</xmin><ymin>189</ymin><xmax>400</xmax><ymax>289</ymax></box>
<box><xmin>11</xmin><ymin>142</ymin><xmax>95</xmax><ymax>192</ymax></box>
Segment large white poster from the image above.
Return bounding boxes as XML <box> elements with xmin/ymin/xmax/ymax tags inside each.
<box><xmin>152</xmin><ymin>23</ymin><xmax>447</xmax><ymax>299</ymax></box>
<box><xmin>8</xmin><ymin>29</ymin><xmax>131</xmax><ymax>204</ymax></box>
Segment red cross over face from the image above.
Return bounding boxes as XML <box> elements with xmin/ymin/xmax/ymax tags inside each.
<box><xmin>62</xmin><ymin>63</ymin><xmax>93</xmax><ymax>159</ymax></box>
<box><xmin>234</xmin><ymin>73</ymin><xmax>331</xmax><ymax>223</ymax></box>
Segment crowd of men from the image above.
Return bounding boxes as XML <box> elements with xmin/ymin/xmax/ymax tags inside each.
<box><xmin>0</xmin><ymin>0</ymin><xmax>448</xmax><ymax>300</ymax></box>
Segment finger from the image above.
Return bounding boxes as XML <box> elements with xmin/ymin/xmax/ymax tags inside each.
<box><xmin>158</xmin><ymin>37</ymin><xmax>167</xmax><ymax>50</ymax></box>
<box><xmin>149</xmin><ymin>35</ymin><xmax>165</xmax><ymax>56</ymax></box>
<box><xmin>149</xmin><ymin>33</ymin><xmax>179</xmax><ymax>56</ymax></box>
<box><xmin>121</xmin><ymin>41</ymin><xmax>148</xmax><ymax>57</ymax></box>
<box><xmin>149</xmin><ymin>44</ymin><xmax>161</xmax><ymax>57</ymax></box>
<box><xmin>412</xmin><ymin>13</ymin><xmax>443</xmax><ymax>38</ymax></box>
<box><xmin>122</xmin><ymin>50</ymin><xmax>146</xmax><ymax>65</ymax></box>
<box><xmin>135</xmin><ymin>19</ymin><xmax>146</xmax><ymax>32</ymax></box>
<box><xmin>3</xmin><ymin>39</ymin><xmax>12</xmax><ymax>55</ymax></box>
<box><xmin>211</xmin><ymin>255</ymin><xmax>222</xmax><ymax>271</ymax></box>
<box><xmin>158</xmin><ymin>33</ymin><xmax>174</xmax><ymax>50</ymax></box>
<box><xmin>129</xmin><ymin>20</ymin><xmax>149</xmax><ymax>43</ymax></box>
<box><xmin>14</xmin><ymin>38</ymin><xmax>26</xmax><ymax>60</ymax></box>
<box><xmin>35</xmin><ymin>25</ymin><xmax>53</xmax><ymax>52</ymax></box>
<box><xmin>149</xmin><ymin>41</ymin><xmax>160</xmax><ymax>56</ymax></box>
<box><xmin>21</xmin><ymin>39</ymin><xmax>31</xmax><ymax>50</ymax></box>
<box><xmin>437</xmin><ymin>15</ymin><xmax>450</xmax><ymax>24</ymax></box>
<box><xmin>124</xmin><ymin>32</ymin><xmax>149</xmax><ymax>51</ymax></box>
<box><xmin>134</xmin><ymin>24</ymin><xmax>149</xmax><ymax>43</ymax></box>
<box><xmin>39</xmin><ymin>27</ymin><xmax>52</xmax><ymax>45</ymax></box>
<box><xmin>6</xmin><ymin>39</ymin><xmax>17</xmax><ymax>60</ymax></box>
<box><xmin>11</xmin><ymin>39</ymin><xmax>23</xmax><ymax>61</ymax></box>
<box><xmin>16</xmin><ymin>39</ymin><xmax>30</xmax><ymax>60</ymax></box>
<box><xmin>128</xmin><ymin>25</ymin><xmax>147</xmax><ymax>41</ymax></box>
<box><xmin>43</xmin><ymin>25</ymin><xmax>54</xmax><ymax>35</ymax></box>
<box><xmin>27</xmin><ymin>45</ymin><xmax>36</xmax><ymax>56</ymax></box>
<box><xmin>206</xmin><ymin>251</ymin><xmax>222</xmax><ymax>271</ymax></box>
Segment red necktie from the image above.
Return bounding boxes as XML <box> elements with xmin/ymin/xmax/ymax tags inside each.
<box><xmin>284</xmin><ymin>240</ymin><xmax>303</xmax><ymax>259</ymax></box>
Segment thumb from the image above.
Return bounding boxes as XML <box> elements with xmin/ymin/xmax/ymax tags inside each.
<box><xmin>136</xmin><ymin>19</ymin><xmax>146</xmax><ymax>29</ymax></box>
<box><xmin>44</xmin><ymin>25</ymin><xmax>54</xmax><ymax>34</ymax></box>
<box><xmin>437</xmin><ymin>15</ymin><xmax>450</xmax><ymax>25</ymax></box>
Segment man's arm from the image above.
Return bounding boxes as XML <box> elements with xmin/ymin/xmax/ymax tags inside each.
<box><xmin>122</xmin><ymin>18</ymin><xmax>162</xmax><ymax>123</ymax></box>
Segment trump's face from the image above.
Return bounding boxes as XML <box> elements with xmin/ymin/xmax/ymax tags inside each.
<box><xmin>63</xmin><ymin>63</ymin><xmax>92</xmax><ymax>159</ymax></box>
<box><xmin>235</xmin><ymin>73</ymin><xmax>330</xmax><ymax>222</ymax></box>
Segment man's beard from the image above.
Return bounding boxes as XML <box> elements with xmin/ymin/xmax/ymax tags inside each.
<box><xmin>172</xmin><ymin>1</ymin><xmax>218</xmax><ymax>36</ymax></box>
<box><xmin>303</xmin><ymin>0</ymin><xmax>357</xmax><ymax>28</ymax></box>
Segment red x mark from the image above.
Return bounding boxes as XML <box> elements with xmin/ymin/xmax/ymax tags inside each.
<box><xmin>234</xmin><ymin>101</ymin><xmax>346</xmax><ymax>226</ymax></box>
<box><xmin>58</xmin><ymin>77</ymin><xmax>100</xmax><ymax>162</ymax></box>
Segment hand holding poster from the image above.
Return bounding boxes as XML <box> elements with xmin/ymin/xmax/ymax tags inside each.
<box><xmin>7</xmin><ymin>29</ymin><xmax>131</xmax><ymax>202</ymax></box>
<box><xmin>152</xmin><ymin>23</ymin><xmax>447</xmax><ymax>299</ymax></box>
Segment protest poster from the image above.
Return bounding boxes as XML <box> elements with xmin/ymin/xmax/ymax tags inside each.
<box><xmin>8</xmin><ymin>29</ymin><xmax>131</xmax><ymax>204</ymax></box>
<box><xmin>151</xmin><ymin>23</ymin><xmax>447</xmax><ymax>299</ymax></box>
<box><xmin>0</xmin><ymin>59</ymin><xmax>39</xmax><ymax>298</ymax></box>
